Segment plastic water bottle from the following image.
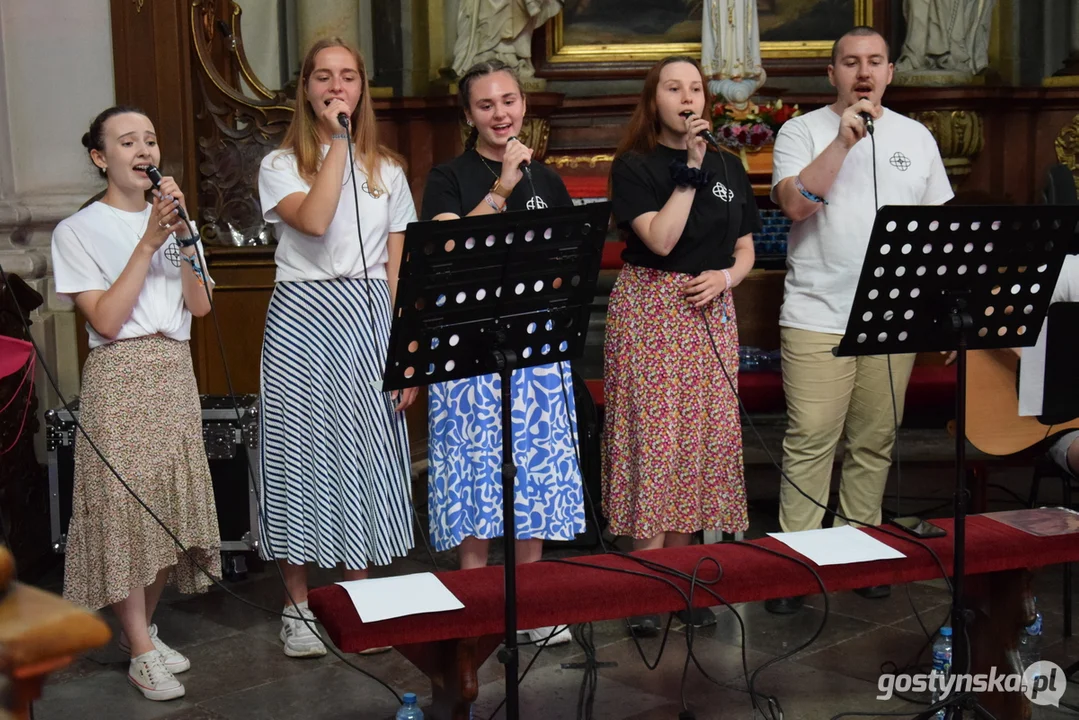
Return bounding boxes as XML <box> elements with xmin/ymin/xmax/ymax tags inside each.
<box><xmin>396</xmin><ymin>692</ymin><xmax>423</xmax><ymax>720</ymax></box>
<box><xmin>1019</xmin><ymin>598</ymin><xmax>1043</xmax><ymax>673</ymax></box>
<box><xmin>930</xmin><ymin>626</ymin><xmax>953</xmax><ymax>719</ymax></box>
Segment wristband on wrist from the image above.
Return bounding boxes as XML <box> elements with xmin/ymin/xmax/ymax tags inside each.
<box><xmin>490</xmin><ymin>178</ymin><xmax>512</xmax><ymax>199</ymax></box>
<box><xmin>332</xmin><ymin>133</ymin><xmax>349</xmax><ymax>141</ymax></box>
<box><xmin>794</xmin><ymin>176</ymin><xmax>828</xmax><ymax>205</ymax></box>
<box><xmin>721</xmin><ymin>268</ymin><xmax>733</xmax><ymax>290</ymax></box>
<box><xmin>484</xmin><ymin>192</ymin><xmax>506</xmax><ymax>213</ymax></box>
<box><xmin>175</xmin><ymin>233</ymin><xmax>200</xmax><ymax>249</ymax></box>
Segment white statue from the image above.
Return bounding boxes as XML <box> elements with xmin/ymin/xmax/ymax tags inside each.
<box><xmin>896</xmin><ymin>0</ymin><xmax>996</xmax><ymax>78</ymax></box>
<box><xmin>701</xmin><ymin>0</ymin><xmax>767</xmax><ymax>109</ymax></box>
<box><xmin>451</xmin><ymin>0</ymin><xmax>563</xmax><ymax>87</ymax></box>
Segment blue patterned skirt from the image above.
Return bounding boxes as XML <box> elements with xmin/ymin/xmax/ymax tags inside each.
<box><xmin>427</xmin><ymin>361</ymin><xmax>585</xmax><ymax>551</ymax></box>
<box><xmin>259</xmin><ymin>279</ymin><xmax>413</xmax><ymax>569</ymax></box>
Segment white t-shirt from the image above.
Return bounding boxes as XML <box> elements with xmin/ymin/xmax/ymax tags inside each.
<box><xmin>51</xmin><ymin>202</ymin><xmax>210</xmax><ymax>350</ymax></box>
<box><xmin>1018</xmin><ymin>255</ymin><xmax>1079</xmax><ymax>417</ymax></box>
<box><xmin>258</xmin><ymin>146</ymin><xmax>417</xmax><ymax>283</ymax></box>
<box><xmin>772</xmin><ymin>106</ymin><xmax>955</xmax><ymax>334</ymax></box>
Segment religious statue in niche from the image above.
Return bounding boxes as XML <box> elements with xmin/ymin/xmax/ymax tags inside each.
<box><xmin>452</xmin><ymin>0</ymin><xmax>564</xmax><ymax>90</ymax></box>
<box><xmin>701</xmin><ymin>0</ymin><xmax>767</xmax><ymax>110</ymax></box>
<box><xmin>895</xmin><ymin>0</ymin><xmax>997</xmax><ymax>85</ymax></box>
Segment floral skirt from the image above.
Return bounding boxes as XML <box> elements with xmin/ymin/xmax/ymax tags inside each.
<box><xmin>63</xmin><ymin>336</ymin><xmax>221</xmax><ymax>610</ymax></box>
<box><xmin>601</xmin><ymin>264</ymin><xmax>747</xmax><ymax>539</ymax></box>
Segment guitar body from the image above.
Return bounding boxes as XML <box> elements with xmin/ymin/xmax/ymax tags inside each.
<box><xmin>965</xmin><ymin>349</ymin><xmax>1079</xmax><ymax>456</ymax></box>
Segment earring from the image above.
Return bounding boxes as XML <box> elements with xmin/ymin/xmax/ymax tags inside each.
<box><xmin>466</xmin><ymin>120</ymin><xmax>474</xmax><ymax>127</ymax></box>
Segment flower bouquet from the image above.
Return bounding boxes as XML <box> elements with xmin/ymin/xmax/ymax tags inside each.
<box><xmin>711</xmin><ymin>98</ymin><xmax>801</xmax><ymax>170</ymax></box>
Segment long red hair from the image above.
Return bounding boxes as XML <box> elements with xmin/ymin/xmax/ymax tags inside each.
<box><xmin>614</xmin><ymin>56</ymin><xmax>717</xmax><ymax>161</ymax></box>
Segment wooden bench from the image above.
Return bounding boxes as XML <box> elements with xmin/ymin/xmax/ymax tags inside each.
<box><xmin>308</xmin><ymin>515</ymin><xmax>1076</xmax><ymax>720</ymax></box>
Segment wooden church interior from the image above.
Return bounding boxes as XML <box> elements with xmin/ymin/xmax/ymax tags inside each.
<box><xmin>3</xmin><ymin>0</ymin><xmax>1079</xmax><ymax>717</ymax></box>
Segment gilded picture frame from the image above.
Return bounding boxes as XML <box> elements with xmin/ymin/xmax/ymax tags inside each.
<box><xmin>544</xmin><ymin>0</ymin><xmax>873</xmax><ymax>66</ymax></box>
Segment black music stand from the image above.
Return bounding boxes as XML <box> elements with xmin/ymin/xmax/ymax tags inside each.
<box><xmin>383</xmin><ymin>203</ymin><xmax>610</xmax><ymax>720</ymax></box>
<box><xmin>836</xmin><ymin>204</ymin><xmax>1079</xmax><ymax>719</ymax></box>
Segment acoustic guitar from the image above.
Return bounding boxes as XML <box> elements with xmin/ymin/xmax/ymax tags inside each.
<box><xmin>965</xmin><ymin>348</ymin><xmax>1079</xmax><ymax>456</ymax></box>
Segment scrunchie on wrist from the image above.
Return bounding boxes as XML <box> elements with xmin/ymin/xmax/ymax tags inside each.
<box><xmin>669</xmin><ymin>160</ymin><xmax>714</xmax><ymax>189</ymax></box>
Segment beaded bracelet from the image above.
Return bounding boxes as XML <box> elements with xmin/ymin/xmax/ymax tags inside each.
<box><xmin>669</xmin><ymin>160</ymin><xmax>714</xmax><ymax>189</ymax></box>
<box><xmin>332</xmin><ymin>133</ymin><xmax>350</xmax><ymax>141</ymax></box>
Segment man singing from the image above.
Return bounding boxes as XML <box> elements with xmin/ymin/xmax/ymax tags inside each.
<box><xmin>767</xmin><ymin>26</ymin><xmax>954</xmax><ymax>613</ymax></box>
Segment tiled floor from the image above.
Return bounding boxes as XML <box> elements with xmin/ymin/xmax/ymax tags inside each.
<box><xmin>27</xmin><ymin>426</ymin><xmax>1079</xmax><ymax>719</ymax></box>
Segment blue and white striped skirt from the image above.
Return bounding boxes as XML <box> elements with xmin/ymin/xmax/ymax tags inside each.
<box><xmin>259</xmin><ymin>278</ymin><xmax>413</xmax><ymax>569</ymax></box>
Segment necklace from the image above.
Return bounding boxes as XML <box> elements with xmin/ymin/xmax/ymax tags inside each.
<box><xmin>475</xmin><ymin>149</ymin><xmax>502</xmax><ymax>181</ymax></box>
<box><xmin>101</xmin><ymin>201</ymin><xmax>151</xmax><ymax>243</ymax></box>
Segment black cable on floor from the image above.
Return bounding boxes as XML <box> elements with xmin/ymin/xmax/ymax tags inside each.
<box><xmin>0</xmin><ymin>254</ymin><xmax>405</xmax><ymax>705</ymax></box>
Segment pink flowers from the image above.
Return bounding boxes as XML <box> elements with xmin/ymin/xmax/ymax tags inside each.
<box><xmin>711</xmin><ymin>98</ymin><xmax>799</xmax><ymax>150</ymax></box>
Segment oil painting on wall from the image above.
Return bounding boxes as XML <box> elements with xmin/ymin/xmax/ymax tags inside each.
<box><xmin>551</xmin><ymin>0</ymin><xmax>867</xmax><ymax>62</ymax></box>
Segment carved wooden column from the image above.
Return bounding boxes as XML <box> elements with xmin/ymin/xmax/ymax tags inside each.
<box><xmin>110</xmin><ymin>0</ymin><xmax>203</xmax><ymax>217</ymax></box>
<box><xmin>1055</xmin><ymin>113</ymin><xmax>1079</xmax><ymax>196</ymax></box>
<box><xmin>909</xmin><ymin>110</ymin><xmax>985</xmax><ymax>191</ymax></box>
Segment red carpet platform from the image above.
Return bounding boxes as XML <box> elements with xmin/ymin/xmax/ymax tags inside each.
<box><xmin>308</xmin><ymin>515</ymin><xmax>1078</xmax><ymax>719</ymax></box>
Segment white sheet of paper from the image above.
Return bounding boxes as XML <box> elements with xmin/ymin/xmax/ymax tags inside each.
<box><xmin>767</xmin><ymin>525</ymin><xmax>906</xmax><ymax>566</ymax></box>
<box><xmin>337</xmin><ymin>572</ymin><xmax>464</xmax><ymax>623</ymax></box>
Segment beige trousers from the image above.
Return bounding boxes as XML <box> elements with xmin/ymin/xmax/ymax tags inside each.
<box><xmin>778</xmin><ymin>327</ymin><xmax>917</xmax><ymax>532</ymax></box>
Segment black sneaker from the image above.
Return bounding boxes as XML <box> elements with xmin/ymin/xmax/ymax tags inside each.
<box><xmin>627</xmin><ymin>614</ymin><xmax>661</xmax><ymax>636</ymax></box>
<box><xmin>676</xmin><ymin>607</ymin><xmax>717</xmax><ymax>628</ymax></box>
<box><xmin>764</xmin><ymin>596</ymin><xmax>805</xmax><ymax>615</ymax></box>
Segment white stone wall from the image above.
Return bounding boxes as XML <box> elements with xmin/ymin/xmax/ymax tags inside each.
<box><xmin>0</xmin><ymin>0</ymin><xmax>115</xmax><ymax>454</ymax></box>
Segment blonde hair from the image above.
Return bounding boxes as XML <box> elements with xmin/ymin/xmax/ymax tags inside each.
<box><xmin>279</xmin><ymin>37</ymin><xmax>403</xmax><ymax>189</ymax></box>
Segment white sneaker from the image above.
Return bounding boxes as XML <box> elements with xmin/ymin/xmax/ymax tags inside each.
<box><xmin>520</xmin><ymin>625</ymin><xmax>572</xmax><ymax>646</ymax></box>
<box><xmin>128</xmin><ymin>650</ymin><xmax>185</xmax><ymax>701</ymax></box>
<box><xmin>120</xmin><ymin>624</ymin><xmax>190</xmax><ymax>674</ymax></box>
<box><xmin>280</xmin><ymin>601</ymin><xmax>327</xmax><ymax>658</ymax></box>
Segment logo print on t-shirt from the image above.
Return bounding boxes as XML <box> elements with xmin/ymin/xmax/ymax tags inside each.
<box><xmin>713</xmin><ymin>182</ymin><xmax>734</xmax><ymax>202</ymax></box>
<box><xmin>164</xmin><ymin>241</ymin><xmax>182</xmax><ymax>268</ymax></box>
<box><xmin>362</xmin><ymin>181</ymin><xmax>383</xmax><ymax>199</ymax></box>
<box><xmin>526</xmin><ymin>195</ymin><xmax>548</xmax><ymax>210</ymax></box>
<box><xmin>889</xmin><ymin>152</ymin><xmax>912</xmax><ymax>172</ymax></box>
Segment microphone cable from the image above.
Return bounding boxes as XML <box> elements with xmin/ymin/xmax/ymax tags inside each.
<box><xmin>0</xmin><ymin>203</ymin><xmax>408</xmax><ymax>703</ymax></box>
<box><xmin>338</xmin><ymin>118</ymin><xmax>442</xmax><ymax>572</ymax></box>
<box><xmin>551</xmin><ymin>365</ymin><xmax>800</xmax><ymax>720</ymax></box>
<box><xmin>700</xmin><ymin>310</ymin><xmax>955</xmax><ymax>715</ymax></box>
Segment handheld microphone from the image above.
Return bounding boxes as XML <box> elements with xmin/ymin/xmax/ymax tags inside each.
<box><xmin>679</xmin><ymin>110</ymin><xmax>721</xmax><ymax>148</ymax></box>
<box><xmin>337</xmin><ymin>112</ymin><xmax>349</xmax><ymax>130</ymax></box>
<box><xmin>507</xmin><ymin>136</ymin><xmax>532</xmax><ymax>179</ymax></box>
<box><xmin>144</xmin><ymin>165</ymin><xmax>189</xmax><ymax>223</ymax></box>
<box><xmin>857</xmin><ymin>98</ymin><xmax>875</xmax><ymax>135</ymax></box>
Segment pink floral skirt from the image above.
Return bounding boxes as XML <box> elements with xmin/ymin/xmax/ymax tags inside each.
<box><xmin>601</xmin><ymin>264</ymin><xmax>748</xmax><ymax>539</ymax></box>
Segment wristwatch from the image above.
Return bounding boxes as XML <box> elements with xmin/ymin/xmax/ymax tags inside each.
<box><xmin>490</xmin><ymin>178</ymin><xmax>512</xmax><ymax>199</ymax></box>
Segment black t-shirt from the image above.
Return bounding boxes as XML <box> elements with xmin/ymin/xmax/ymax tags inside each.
<box><xmin>421</xmin><ymin>149</ymin><xmax>574</xmax><ymax>220</ymax></box>
<box><xmin>610</xmin><ymin>144</ymin><xmax>762</xmax><ymax>274</ymax></box>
